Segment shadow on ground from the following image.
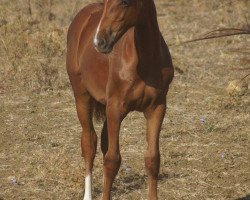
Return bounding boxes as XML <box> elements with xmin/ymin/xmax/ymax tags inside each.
<box><xmin>236</xmin><ymin>195</ymin><xmax>250</xmax><ymax>200</ymax></box>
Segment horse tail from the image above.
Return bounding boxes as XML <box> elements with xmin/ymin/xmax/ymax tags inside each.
<box><xmin>92</xmin><ymin>99</ymin><xmax>106</xmax><ymax>122</ymax></box>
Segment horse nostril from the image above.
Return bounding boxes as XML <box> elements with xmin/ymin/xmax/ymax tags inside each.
<box><xmin>93</xmin><ymin>36</ymin><xmax>113</xmax><ymax>53</ymax></box>
<box><xmin>94</xmin><ymin>37</ymin><xmax>106</xmax><ymax>49</ymax></box>
<box><xmin>98</xmin><ymin>38</ymin><xmax>106</xmax><ymax>47</ymax></box>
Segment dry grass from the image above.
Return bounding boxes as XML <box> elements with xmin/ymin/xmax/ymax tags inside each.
<box><xmin>0</xmin><ymin>0</ymin><xmax>249</xmax><ymax>199</ymax></box>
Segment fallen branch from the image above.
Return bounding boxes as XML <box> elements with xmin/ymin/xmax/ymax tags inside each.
<box><xmin>183</xmin><ymin>28</ymin><xmax>250</xmax><ymax>44</ymax></box>
<box><xmin>231</xmin><ymin>67</ymin><xmax>250</xmax><ymax>71</ymax></box>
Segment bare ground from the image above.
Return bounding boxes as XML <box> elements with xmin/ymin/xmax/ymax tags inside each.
<box><xmin>0</xmin><ymin>0</ymin><xmax>249</xmax><ymax>199</ymax></box>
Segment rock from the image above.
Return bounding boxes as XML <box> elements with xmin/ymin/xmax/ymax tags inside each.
<box><xmin>226</xmin><ymin>79</ymin><xmax>248</xmax><ymax>96</ymax></box>
<box><xmin>7</xmin><ymin>176</ymin><xmax>18</xmax><ymax>184</ymax></box>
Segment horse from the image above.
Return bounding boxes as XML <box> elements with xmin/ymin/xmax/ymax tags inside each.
<box><xmin>66</xmin><ymin>0</ymin><xmax>174</xmax><ymax>199</ymax></box>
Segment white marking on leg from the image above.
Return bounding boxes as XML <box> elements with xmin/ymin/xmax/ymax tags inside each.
<box><xmin>83</xmin><ymin>174</ymin><xmax>92</xmax><ymax>200</ymax></box>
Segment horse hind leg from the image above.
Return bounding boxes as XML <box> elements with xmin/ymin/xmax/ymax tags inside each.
<box><xmin>75</xmin><ymin>92</ymin><xmax>97</xmax><ymax>200</ymax></box>
<box><xmin>101</xmin><ymin>120</ymin><xmax>108</xmax><ymax>157</ymax></box>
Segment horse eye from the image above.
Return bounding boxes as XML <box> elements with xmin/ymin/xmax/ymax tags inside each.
<box><xmin>121</xmin><ymin>0</ymin><xmax>130</xmax><ymax>6</ymax></box>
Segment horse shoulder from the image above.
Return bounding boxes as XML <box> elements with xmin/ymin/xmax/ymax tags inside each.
<box><xmin>67</xmin><ymin>3</ymin><xmax>103</xmax><ymax>75</ymax></box>
<box><xmin>67</xmin><ymin>3</ymin><xmax>103</xmax><ymax>42</ymax></box>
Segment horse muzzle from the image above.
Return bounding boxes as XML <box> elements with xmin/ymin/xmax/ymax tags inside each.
<box><xmin>93</xmin><ymin>35</ymin><xmax>115</xmax><ymax>54</ymax></box>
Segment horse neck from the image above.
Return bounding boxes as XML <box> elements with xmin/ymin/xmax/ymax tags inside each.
<box><xmin>134</xmin><ymin>1</ymin><xmax>161</xmax><ymax>66</ymax></box>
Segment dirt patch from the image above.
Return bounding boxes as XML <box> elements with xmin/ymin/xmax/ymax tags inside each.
<box><xmin>0</xmin><ymin>0</ymin><xmax>249</xmax><ymax>199</ymax></box>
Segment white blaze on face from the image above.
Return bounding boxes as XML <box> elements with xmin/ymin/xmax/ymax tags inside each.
<box><xmin>94</xmin><ymin>23</ymin><xmax>101</xmax><ymax>47</ymax></box>
<box><xmin>83</xmin><ymin>174</ymin><xmax>92</xmax><ymax>200</ymax></box>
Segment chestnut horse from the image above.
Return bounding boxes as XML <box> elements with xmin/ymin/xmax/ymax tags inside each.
<box><xmin>67</xmin><ymin>0</ymin><xmax>174</xmax><ymax>199</ymax></box>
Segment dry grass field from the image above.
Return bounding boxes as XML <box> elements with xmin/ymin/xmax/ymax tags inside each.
<box><xmin>0</xmin><ymin>0</ymin><xmax>249</xmax><ymax>199</ymax></box>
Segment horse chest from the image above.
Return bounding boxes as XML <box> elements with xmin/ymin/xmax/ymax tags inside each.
<box><xmin>133</xmin><ymin>81</ymin><xmax>165</xmax><ymax>109</ymax></box>
<box><xmin>111</xmin><ymin>75</ymin><xmax>164</xmax><ymax>111</ymax></box>
<box><xmin>111</xmin><ymin>64</ymin><xmax>168</xmax><ymax>109</ymax></box>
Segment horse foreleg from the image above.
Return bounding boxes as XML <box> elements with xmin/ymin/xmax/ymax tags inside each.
<box><xmin>75</xmin><ymin>94</ymin><xmax>97</xmax><ymax>200</ymax></box>
<box><xmin>144</xmin><ymin>103</ymin><xmax>166</xmax><ymax>200</ymax></box>
<box><xmin>101</xmin><ymin>101</ymin><xmax>126</xmax><ymax>200</ymax></box>
<box><xmin>81</xmin><ymin>129</ymin><xmax>97</xmax><ymax>200</ymax></box>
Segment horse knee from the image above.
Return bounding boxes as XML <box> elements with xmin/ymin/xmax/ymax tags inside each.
<box><xmin>144</xmin><ymin>152</ymin><xmax>160</xmax><ymax>178</ymax></box>
<box><xmin>81</xmin><ymin>131</ymin><xmax>97</xmax><ymax>159</ymax></box>
<box><xmin>104</xmin><ymin>153</ymin><xmax>121</xmax><ymax>175</ymax></box>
